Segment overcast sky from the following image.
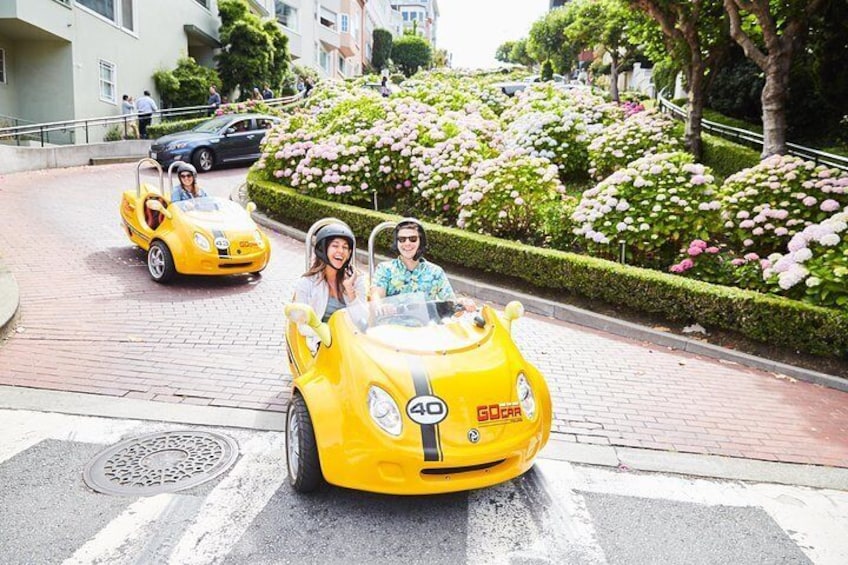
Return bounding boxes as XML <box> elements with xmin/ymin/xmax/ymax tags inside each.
<box><xmin>437</xmin><ymin>0</ymin><xmax>550</xmax><ymax>69</ymax></box>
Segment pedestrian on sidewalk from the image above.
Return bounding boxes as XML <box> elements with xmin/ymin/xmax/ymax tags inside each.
<box><xmin>135</xmin><ymin>90</ymin><xmax>158</xmax><ymax>139</ymax></box>
<box><xmin>207</xmin><ymin>86</ymin><xmax>222</xmax><ymax>116</ymax></box>
<box><xmin>262</xmin><ymin>84</ymin><xmax>274</xmax><ymax>100</ymax></box>
<box><xmin>120</xmin><ymin>94</ymin><xmax>139</xmax><ymax>139</ymax></box>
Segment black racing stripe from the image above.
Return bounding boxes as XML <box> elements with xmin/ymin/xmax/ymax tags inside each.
<box><xmin>212</xmin><ymin>229</ymin><xmax>228</xmax><ymax>258</ymax></box>
<box><xmin>407</xmin><ymin>356</ymin><xmax>443</xmax><ymax>462</ymax></box>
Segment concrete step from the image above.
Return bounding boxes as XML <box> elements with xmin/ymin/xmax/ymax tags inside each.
<box><xmin>89</xmin><ymin>156</ymin><xmax>146</xmax><ymax>165</ymax></box>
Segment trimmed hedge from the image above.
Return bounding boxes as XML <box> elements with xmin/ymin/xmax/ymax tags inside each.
<box><xmin>701</xmin><ymin>133</ymin><xmax>761</xmax><ymax>180</ymax></box>
<box><xmin>147</xmin><ymin>118</ymin><xmax>208</xmax><ymax>139</ymax></box>
<box><xmin>249</xmin><ymin>173</ymin><xmax>848</xmax><ymax>359</ymax></box>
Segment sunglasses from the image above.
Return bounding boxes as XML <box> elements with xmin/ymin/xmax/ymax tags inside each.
<box><xmin>397</xmin><ymin>235</ymin><xmax>419</xmax><ymax>243</ymax></box>
<box><xmin>179</xmin><ymin>173</ymin><xmax>194</xmax><ymax>178</ymax></box>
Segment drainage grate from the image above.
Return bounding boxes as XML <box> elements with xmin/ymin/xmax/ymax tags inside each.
<box><xmin>83</xmin><ymin>430</ymin><xmax>239</xmax><ymax>496</ymax></box>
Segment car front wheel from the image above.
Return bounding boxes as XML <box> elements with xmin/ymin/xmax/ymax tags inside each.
<box><xmin>192</xmin><ymin>147</ymin><xmax>214</xmax><ymax>172</ymax></box>
<box><xmin>148</xmin><ymin>241</ymin><xmax>176</xmax><ymax>283</ymax></box>
<box><xmin>286</xmin><ymin>393</ymin><xmax>322</xmax><ymax>493</ymax></box>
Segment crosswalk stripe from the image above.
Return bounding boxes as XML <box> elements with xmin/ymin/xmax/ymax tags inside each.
<box><xmin>62</xmin><ymin>494</ymin><xmax>175</xmax><ymax>565</ymax></box>
<box><xmin>167</xmin><ymin>432</ymin><xmax>288</xmax><ymax>564</ymax></box>
<box><xmin>467</xmin><ymin>461</ymin><xmax>607</xmax><ymax>564</ymax></box>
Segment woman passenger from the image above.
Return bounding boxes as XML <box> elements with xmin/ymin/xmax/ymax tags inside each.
<box><xmin>171</xmin><ymin>163</ymin><xmax>208</xmax><ymax>202</ymax></box>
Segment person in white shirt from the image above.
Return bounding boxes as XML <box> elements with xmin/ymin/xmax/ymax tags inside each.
<box><xmin>135</xmin><ymin>90</ymin><xmax>159</xmax><ymax>139</ymax></box>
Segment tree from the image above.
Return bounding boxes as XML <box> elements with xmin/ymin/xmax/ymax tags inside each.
<box><xmin>567</xmin><ymin>0</ymin><xmax>649</xmax><ymax>102</ymax></box>
<box><xmin>432</xmin><ymin>48</ymin><xmax>451</xmax><ymax>68</ymax></box>
<box><xmin>626</xmin><ymin>0</ymin><xmax>731</xmax><ymax>159</ymax></box>
<box><xmin>528</xmin><ymin>6</ymin><xmax>581</xmax><ymax>75</ymax></box>
<box><xmin>391</xmin><ymin>34</ymin><xmax>433</xmax><ymax>77</ymax></box>
<box><xmin>723</xmin><ymin>0</ymin><xmax>828</xmax><ymax>157</ymax></box>
<box><xmin>495</xmin><ymin>41</ymin><xmax>517</xmax><ymax>63</ymax></box>
<box><xmin>216</xmin><ymin>0</ymin><xmax>289</xmax><ymax>101</ymax></box>
<box><xmin>153</xmin><ymin>57</ymin><xmax>221</xmax><ymax>108</ymax></box>
<box><xmin>372</xmin><ymin>28</ymin><xmax>393</xmax><ymax>71</ymax></box>
<box><xmin>540</xmin><ymin>60</ymin><xmax>554</xmax><ymax>81</ymax></box>
<box><xmin>510</xmin><ymin>39</ymin><xmax>536</xmax><ymax>68</ymax></box>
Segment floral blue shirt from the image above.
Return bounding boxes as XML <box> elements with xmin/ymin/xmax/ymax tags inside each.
<box><xmin>373</xmin><ymin>257</ymin><xmax>455</xmax><ymax>301</ymax></box>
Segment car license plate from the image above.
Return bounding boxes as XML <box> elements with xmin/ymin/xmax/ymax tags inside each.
<box><xmin>150</xmin><ymin>151</ymin><xmax>157</xmax><ymax>159</ymax></box>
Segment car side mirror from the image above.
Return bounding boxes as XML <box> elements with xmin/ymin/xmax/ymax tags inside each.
<box><xmin>225</xmin><ymin>127</ymin><xmax>236</xmax><ymax>135</ymax></box>
<box><xmin>145</xmin><ymin>199</ymin><xmax>172</xmax><ymax>219</ymax></box>
<box><xmin>503</xmin><ymin>300</ymin><xmax>524</xmax><ymax>331</ymax></box>
<box><xmin>245</xmin><ymin>202</ymin><xmax>257</xmax><ymax>213</ymax></box>
<box><xmin>285</xmin><ymin>303</ymin><xmax>331</xmax><ymax>346</ymax></box>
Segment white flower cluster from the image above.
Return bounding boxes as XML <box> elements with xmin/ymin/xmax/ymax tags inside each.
<box><xmin>720</xmin><ymin>154</ymin><xmax>848</xmax><ymax>253</ymax></box>
<box><xmin>763</xmin><ymin>211</ymin><xmax>848</xmax><ymax>290</ymax></box>
<box><xmin>572</xmin><ymin>152</ymin><xmax>720</xmax><ymax>251</ymax></box>
<box><xmin>587</xmin><ymin>109</ymin><xmax>680</xmax><ymax>180</ymax></box>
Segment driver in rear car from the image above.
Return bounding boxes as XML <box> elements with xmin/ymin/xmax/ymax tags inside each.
<box><xmin>370</xmin><ymin>218</ymin><xmax>475</xmax><ymax>311</ymax></box>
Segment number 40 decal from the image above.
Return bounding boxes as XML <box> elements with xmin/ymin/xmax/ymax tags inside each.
<box><xmin>406</xmin><ymin>395</ymin><xmax>448</xmax><ymax>425</ymax></box>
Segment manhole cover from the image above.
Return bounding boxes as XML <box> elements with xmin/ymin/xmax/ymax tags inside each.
<box><xmin>83</xmin><ymin>430</ymin><xmax>239</xmax><ymax>496</ymax></box>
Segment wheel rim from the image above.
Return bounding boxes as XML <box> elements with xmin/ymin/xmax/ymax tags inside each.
<box><xmin>287</xmin><ymin>406</ymin><xmax>300</xmax><ymax>478</ymax></box>
<box><xmin>148</xmin><ymin>246</ymin><xmax>164</xmax><ymax>278</ymax></box>
<box><xmin>199</xmin><ymin>150</ymin><xmax>212</xmax><ymax>171</ymax></box>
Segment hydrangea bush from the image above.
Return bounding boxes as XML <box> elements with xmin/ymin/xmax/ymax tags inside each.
<box><xmin>719</xmin><ymin>155</ymin><xmax>848</xmax><ymax>256</ymax></box>
<box><xmin>457</xmin><ymin>152</ymin><xmax>567</xmax><ymax>244</ymax></box>
<box><xmin>587</xmin><ymin>110</ymin><xmax>680</xmax><ymax>180</ymax></box>
<box><xmin>668</xmin><ymin>239</ymin><xmax>767</xmax><ymax>291</ymax></box>
<box><xmin>762</xmin><ymin>211</ymin><xmax>848</xmax><ymax>308</ymax></box>
<box><xmin>572</xmin><ymin>152</ymin><xmax>722</xmax><ymax>267</ymax></box>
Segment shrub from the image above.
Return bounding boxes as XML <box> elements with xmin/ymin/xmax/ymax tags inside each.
<box><xmin>457</xmin><ymin>152</ymin><xmax>566</xmax><ymax>245</ymax></box>
<box><xmin>720</xmin><ymin>155</ymin><xmax>848</xmax><ymax>256</ymax></box>
<box><xmin>763</xmin><ymin>211</ymin><xmax>848</xmax><ymax>308</ymax></box>
<box><xmin>503</xmin><ymin>109</ymin><xmax>590</xmax><ymax>180</ymax></box>
<box><xmin>700</xmin><ymin>133</ymin><xmax>760</xmax><ymax>181</ymax></box>
<box><xmin>146</xmin><ymin>117</ymin><xmax>208</xmax><ymax>138</ymax></box>
<box><xmin>153</xmin><ymin>57</ymin><xmax>221</xmax><ymax>108</ymax></box>
<box><xmin>103</xmin><ymin>126</ymin><xmax>123</xmax><ymax>142</ymax></box>
<box><xmin>587</xmin><ymin>109</ymin><xmax>680</xmax><ymax>180</ymax></box>
<box><xmin>573</xmin><ymin>152</ymin><xmax>722</xmax><ymax>267</ymax></box>
<box><xmin>248</xmin><ymin>174</ymin><xmax>848</xmax><ymax>359</ymax></box>
<box><xmin>668</xmin><ymin>239</ymin><xmax>767</xmax><ymax>291</ymax></box>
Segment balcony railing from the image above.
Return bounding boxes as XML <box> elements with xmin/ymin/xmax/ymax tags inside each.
<box><xmin>0</xmin><ymin>93</ymin><xmax>303</xmax><ymax>147</ymax></box>
<box><xmin>657</xmin><ymin>92</ymin><xmax>848</xmax><ymax>172</ymax></box>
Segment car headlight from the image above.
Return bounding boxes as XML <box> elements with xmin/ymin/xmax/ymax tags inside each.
<box><xmin>168</xmin><ymin>141</ymin><xmax>189</xmax><ymax>150</ymax></box>
<box><xmin>253</xmin><ymin>230</ymin><xmax>264</xmax><ymax>247</ymax></box>
<box><xmin>193</xmin><ymin>232</ymin><xmax>211</xmax><ymax>252</ymax></box>
<box><xmin>368</xmin><ymin>385</ymin><xmax>402</xmax><ymax>437</ymax></box>
<box><xmin>516</xmin><ymin>372</ymin><xmax>536</xmax><ymax>420</ymax></box>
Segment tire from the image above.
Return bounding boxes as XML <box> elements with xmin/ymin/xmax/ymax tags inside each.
<box><xmin>192</xmin><ymin>147</ymin><xmax>215</xmax><ymax>172</ymax></box>
<box><xmin>286</xmin><ymin>393</ymin><xmax>322</xmax><ymax>493</ymax></box>
<box><xmin>147</xmin><ymin>241</ymin><xmax>176</xmax><ymax>284</ymax></box>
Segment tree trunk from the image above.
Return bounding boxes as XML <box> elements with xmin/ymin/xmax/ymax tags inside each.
<box><xmin>609</xmin><ymin>55</ymin><xmax>620</xmax><ymax>102</ymax></box>
<box><xmin>685</xmin><ymin>65</ymin><xmax>705</xmax><ymax>161</ymax></box>
<box><xmin>761</xmin><ymin>53</ymin><xmax>791</xmax><ymax>157</ymax></box>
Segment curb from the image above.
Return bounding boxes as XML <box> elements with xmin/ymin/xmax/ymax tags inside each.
<box><xmin>249</xmin><ymin>210</ymin><xmax>847</xmax><ymax>393</ymax></box>
<box><xmin>0</xmin><ymin>260</ymin><xmax>20</xmax><ymax>342</ymax></box>
<box><xmin>2</xmin><ymin>386</ymin><xmax>845</xmax><ymax>491</ymax></box>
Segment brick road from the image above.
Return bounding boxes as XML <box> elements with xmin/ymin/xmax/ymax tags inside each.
<box><xmin>0</xmin><ymin>163</ymin><xmax>846</xmax><ymax>468</ymax></box>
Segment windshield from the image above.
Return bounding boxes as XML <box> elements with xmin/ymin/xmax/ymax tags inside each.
<box><xmin>345</xmin><ymin>293</ymin><xmax>489</xmax><ymax>353</ymax></box>
<box><xmin>192</xmin><ymin>116</ymin><xmax>232</xmax><ymax>133</ymax></box>
<box><xmin>171</xmin><ymin>197</ymin><xmax>242</xmax><ymax>216</ymax></box>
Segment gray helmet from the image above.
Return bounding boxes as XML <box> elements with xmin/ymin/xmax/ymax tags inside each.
<box><xmin>176</xmin><ymin>162</ymin><xmax>197</xmax><ymax>176</ymax></box>
<box><xmin>391</xmin><ymin>217</ymin><xmax>427</xmax><ymax>261</ymax></box>
<box><xmin>314</xmin><ymin>223</ymin><xmax>355</xmax><ymax>269</ymax></box>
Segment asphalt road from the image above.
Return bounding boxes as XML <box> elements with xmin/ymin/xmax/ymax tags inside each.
<box><xmin>1</xmin><ymin>408</ymin><xmax>844</xmax><ymax>565</ymax></box>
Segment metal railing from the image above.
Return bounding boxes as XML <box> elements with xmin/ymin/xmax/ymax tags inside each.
<box><xmin>657</xmin><ymin>92</ymin><xmax>848</xmax><ymax>172</ymax></box>
<box><xmin>0</xmin><ymin>93</ymin><xmax>304</xmax><ymax>147</ymax></box>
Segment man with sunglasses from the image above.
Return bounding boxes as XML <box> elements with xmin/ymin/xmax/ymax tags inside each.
<box><xmin>371</xmin><ymin>218</ymin><xmax>475</xmax><ymax>310</ymax></box>
<box><xmin>170</xmin><ymin>163</ymin><xmax>208</xmax><ymax>202</ymax></box>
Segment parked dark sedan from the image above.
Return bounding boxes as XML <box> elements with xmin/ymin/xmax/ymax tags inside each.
<box><xmin>149</xmin><ymin>113</ymin><xmax>280</xmax><ymax>172</ymax></box>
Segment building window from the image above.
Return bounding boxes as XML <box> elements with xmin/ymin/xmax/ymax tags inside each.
<box><xmin>0</xmin><ymin>49</ymin><xmax>6</xmax><ymax>84</ymax></box>
<box><xmin>338</xmin><ymin>55</ymin><xmax>346</xmax><ymax>75</ymax></box>
<box><xmin>99</xmin><ymin>59</ymin><xmax>116</xmax><ymax>103</ymax></box>
<box><xmin>340</xmin><ymin>14</ymin><xmax>349</xmax><ymax>33</ymax></box>
<box><xmin>319</xmin><ymin>48</ymin><xmax>330</xmax><ymax>73</ymax></box>
<box><xmin>276</xmin><ymin>2</ymin><xmax>298</xmax><ymax>31</ymax></box>
<box><xmin>319</xmin><ymin>7</ymin><xmax>337</xmax><ymax>29</ymax></box>
<box><xmin>193</xmin><ymin>0</ymin><xmax>209</xmax><ymax>7</ymax></box>
<box><xmin>76</xmin><ymin>0</ymin><xmax>135</xmax><ymax>32</ymax></box>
